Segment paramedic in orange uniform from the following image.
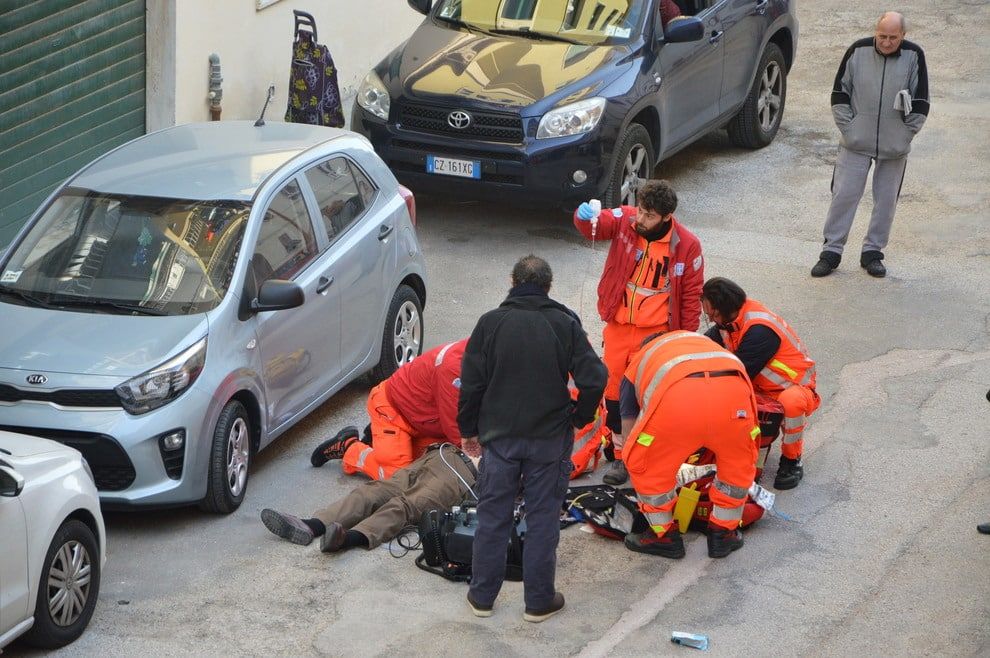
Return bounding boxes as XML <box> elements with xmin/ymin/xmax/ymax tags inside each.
<box><xmin>619</xmin><ymin>331</ymin><xmax>759</xmax><ymax>559</ymax></box>
<box><xmin>574</xmin><ymin>180</ymin><xmax>704</xmax><ymax>486</ymax></box>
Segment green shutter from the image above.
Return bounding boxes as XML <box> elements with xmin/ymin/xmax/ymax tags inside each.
<box><xmin>0</xmin><ymin>0</ymin><xmax>146</xmax><ymax>246</ymax></box>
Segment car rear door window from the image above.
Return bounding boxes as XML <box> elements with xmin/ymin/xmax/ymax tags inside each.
<box><xmin>304</xmin><ymin>157</ymin><xmax>377</xmax><ymax>245</ymax></box>
<box><xmin>252</xmin><ymin>178</ymin><xmax>318</xmax><ymax>282</ymax></box>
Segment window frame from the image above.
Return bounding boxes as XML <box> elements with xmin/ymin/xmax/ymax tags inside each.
<box><xmin>250</xmin><ymin>174</ymin><xmax>322</xmax><ymax>284</ymax></box>
<box><xmin>299</xmin><ymin>154</ymin><xmax>380</xmax><ymax>251</ymax></box>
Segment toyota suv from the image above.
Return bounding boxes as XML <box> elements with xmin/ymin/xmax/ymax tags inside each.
<box><xmin>352</xmin><ymin>0</ymin><xmax>797</xmax><ymax>207</ymax></box>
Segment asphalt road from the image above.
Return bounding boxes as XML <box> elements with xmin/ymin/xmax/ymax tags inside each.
<box><xmin>11</xmin><ymin>0</ymin><xmax>990</xmax><ymax>656</ymax></box>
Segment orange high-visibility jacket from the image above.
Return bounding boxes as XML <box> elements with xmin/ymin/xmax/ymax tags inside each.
<box><xmin>718</xmin><ymin>299</ymin><xmax>816</xmax><ymax>394</ymax></box>
<box><xmin>624</xmin><ymin>331</ymin><xmax>756</xmax><ymax>442</ymax></box>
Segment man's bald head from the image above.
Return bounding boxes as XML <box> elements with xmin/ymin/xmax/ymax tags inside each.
<box><xmin>875</xmin><ymin>11</ymin><xmax>906</xmax><ymax>55</ymax></box>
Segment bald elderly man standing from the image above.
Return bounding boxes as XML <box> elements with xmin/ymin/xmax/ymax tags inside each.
<box><xmin>812</xmin><ymin>11</ymin><xmax>929</xmax><ymax>279</ymax></box>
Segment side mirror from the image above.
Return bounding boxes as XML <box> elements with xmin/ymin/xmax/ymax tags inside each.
<box><xmin>407</xmin><ymin>0</ymin><xmax>432</xmax><ymax>15</ymax></box>
<box><xmin>0</xmin><ymin>465</ymin><xmax>25</xmax><ymax>497</ymax></box>
<box><xmin>662</xmin><ymin>16</ymin><xmax>704</xmax><ymax>43</ymax></box>
<box><xmin>250</xmin><ymin>279</ymin><xmax>305</xmax><ymax>313</ymax></box>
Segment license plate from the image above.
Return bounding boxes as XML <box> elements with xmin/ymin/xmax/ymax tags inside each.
<box><xmin>426</xmin><ymin>155</ymin><xmax>481</xmax><ymax>179</ymax></box>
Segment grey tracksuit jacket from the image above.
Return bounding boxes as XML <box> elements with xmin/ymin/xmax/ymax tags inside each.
<box><xmin>830</xmin><ymin>38</ymin><xmax>930</xmax><ymax>160</ymax></box>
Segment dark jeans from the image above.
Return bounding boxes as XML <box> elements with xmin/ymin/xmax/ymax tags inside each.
<box><xmin>469</xmin><ymin>433</ymin><xmax>573</xmax><ymax>610</ymax></box>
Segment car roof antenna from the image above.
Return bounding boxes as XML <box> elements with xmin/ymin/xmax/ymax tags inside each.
<box><xmin>254</xmin><ymin>84</ymin><xmax>276</xmax><ymax>127</ymax></box>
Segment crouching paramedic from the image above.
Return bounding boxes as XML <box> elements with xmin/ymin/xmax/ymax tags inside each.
<box><xmin>573</xmin><ymin>180</ymin><xmax>704</xmax><ymax>486</ymax></box>
<box><xmin>310</xmin><ymin>339</ymin><xmax>467</xmax><ymax>480</ymax></box>
<box><xmin>620</xmin><ymin>331</ymin><xmax>759</xmax><ymax>559</ymax></box>
<box><xmin>700</xmin><ymin>278</ymin><xmax>820</xmax><ymax>490</ymax></box>
<box><xmin>261</xmin><ymin>443</ymin><xmax>478</xmax><ymax>553</ymax></box>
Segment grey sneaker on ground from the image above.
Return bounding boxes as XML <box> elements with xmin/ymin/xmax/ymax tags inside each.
<box><xmin>261</xmin><ymin>509</ymin><xmax>314</xmax><ymax>546</ymax></box>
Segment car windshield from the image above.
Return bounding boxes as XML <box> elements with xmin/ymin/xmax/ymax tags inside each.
<box><xmin>432</xmin><ymin>0</ymin><xmax>646</xmax><ymax>45</ymax></box>
<box><xmin>0</xmin><ymin>188</ymin><xmax>249</xmax><ymax>316</ymax></box>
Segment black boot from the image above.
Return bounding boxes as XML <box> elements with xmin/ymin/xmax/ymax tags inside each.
<box><xmin>811</xmin><ymin>251</ymin><xmax>840</xmax><ymax>277</ymax></box>
<box><xmin>978</xmin><ymin>523</ymin><xmax>990</xmax><ymax>535</ymax></box>
<box><xmin>361</xmin><ymin>423</ymin><xmax>373</xmax><ymax>446</ymax></box>
<box><xmin>707</xmin><ymin>524</ymin><xmax>743</xmax><ymax>558</ymax></box>
<box><xmin>774</xmin><ymin>456</ymin><xmax>804</xmax><ymax>490</ymax></box>
<box><xmin>624</xmin><ymin>528</ymin><xmax>685</xmax><ymax>559</ymax></box>
<box><xmin>310</xmin><ymin>426</ymin><xmax>360</xmax><ymax>467</ymax></box>
<box><xmin>602</xmin><ymin>460</ymin><xmax>629</xmax><ymax>485</ymax></box>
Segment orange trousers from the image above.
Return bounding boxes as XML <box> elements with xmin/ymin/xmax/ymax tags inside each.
<box><xmin>603</xmin><ymin>322</ymin><xmax>665</xmax><ymax>457</ymax></box>
<box><xmin>342</xmin><ymin>382</ymin><xmax>439</xmax><ymax>480</ymax></box>
<box><xmin>624</xmin><ymin>374</ymin><xmax>759</xmax><ymax>534</ymax></box>
<box><xmin>763</xmin><ymin>385</ymin><xmax>820</xmax><ymax>460</ymax></box>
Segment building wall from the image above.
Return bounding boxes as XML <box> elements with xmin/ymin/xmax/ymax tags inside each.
<box><xmin>161</xmin><ymin>0</ymin><xmax>424</xmax><ymax>128</ymax></box>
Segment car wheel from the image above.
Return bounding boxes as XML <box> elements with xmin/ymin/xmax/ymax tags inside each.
<box><xmin>20</xmin><ymin>520</ymin><xmax>100</xmax><ymax>649</ymax></box>
<box><xmin>727</xmin><ymin>43</ymin><xmax>787</xmax><ymax>148</ymax></box>
<box><xmin>200</xmin><ymin>400</ymin><xmax>251</xmax><ymax>514</ymax></box>
<box><xmin>368</xmin><ymin>284</ymin><xmax>423</xmax><ymax>383</ymax></box>
<box><xmin>603</xmin><ymin>123</ymin><xmax>654</xmax><ymax>209</ymax></box>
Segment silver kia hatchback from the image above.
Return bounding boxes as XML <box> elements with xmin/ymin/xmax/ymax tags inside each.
<box><xmin>0</xmin><ymin>121</ymin><xmax>427</xmax><ymax>513</ymax></box>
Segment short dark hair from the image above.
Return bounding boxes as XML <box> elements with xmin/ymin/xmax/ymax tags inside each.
<box><xmin>701</xmin><ymin>277</ymin><xmax>747</xmax><ymax>318</ymax></box>
<box><xmin>512</xmin><ymin>254</ymin><xmax>552</xmax><ymax>291</ymax></box>
<box><xmin>638</xmin><ymin>179</ymin><xmax>678</xmax><ymax>216</ymax></box>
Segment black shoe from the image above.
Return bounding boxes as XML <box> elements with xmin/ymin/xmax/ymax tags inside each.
<box><xmin>863</xmin><ymin>259</ymin><xmax>886</xmax><ymax>277</ymax></box>
<box><xmin>978</xmin><ymin>523</ymin><xmax>990</xmax><ymax>535</ymax></box>
<box><xmin>310</xmin><ymin>426</ymin><xmax>360</xmax><ymax>467</ymax></box>
<box><xmin>319</xmin><ymin>521</ymin><xmax>346</xmax><ymax>553</ymax></box>
<box><xmin>524</xmin><ymin>592</ymin><xmax>565</xmax><ymax>623</ymax></box>
<box><xmin>624</xmin><ymin>528</ymin><xmax>686</xmax><ymax>559</ymax></box>
<box><xmin>811</xmin><ymin>251</ymin><xmax>840</xmax><ymax>277</ymax></box>
<box><xmin>707</xmin><ymin>524</ymin><xmax>744</xmax><ymax>558</ymax></box>
<box><xmin>774</xmin><ymin>456</ymin><xmax>804</xmax><ymax>490</ymax></box>
<box><xmin>361</xmin><ymin>423</ymin><xmax>373</xmax><ymax>446</ymax></box>
<box><xmin>602</xmin><ymin>460</ymin><xmax>629</xmax><ymax>485</ymax></box>
<box><xmin>261</xmin><ymin>509</ymin><xmax>314</xmax><ymax>546</ymax></box>
<box><xmin>467</xmin><ymin>592</ymin><xmax>494</xmax><ymax>618</ymax></box>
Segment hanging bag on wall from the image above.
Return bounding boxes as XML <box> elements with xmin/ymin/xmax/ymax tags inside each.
<box><xmin>284</xmin><ymin>10</ymin><xmax>345</xmax><ymax>128</ymax></box>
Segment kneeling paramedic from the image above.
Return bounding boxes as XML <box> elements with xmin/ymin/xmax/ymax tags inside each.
<box><xmin>620</xmin><ymin>331</ymin><xmax>760</xmax><ymax>558</ymax></box>
<box><xmin>700</xmin><ymin>277</ymin><xmax>820</xmax><ymax>489</ymax></box>
<box><xmin>261</xmin><ymin>443</ymin><xmax>478</xmax><ymax>553</ymax></box>
<box><xmin>311</xmin><ymin>339</ymin><xmax>468</xmax><ymax>480</ymax></box>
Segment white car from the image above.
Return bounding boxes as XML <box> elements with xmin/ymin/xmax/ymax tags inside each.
<box><xmin>0</xmin><ymin>431</ymin><xmax>106</xmax><ymax>650</ymax></box>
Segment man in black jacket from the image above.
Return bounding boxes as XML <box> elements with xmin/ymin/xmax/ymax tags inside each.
<box><xmin>458</xmin><ymin>255</ymin><xmax>606</xmax><ymax>623</ymax></box>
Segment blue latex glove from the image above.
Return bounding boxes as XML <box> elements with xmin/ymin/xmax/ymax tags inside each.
<box><xmin>576</xmin><ymin>202</ymin><xmax>596</xmax><ymax>221</ymax></box>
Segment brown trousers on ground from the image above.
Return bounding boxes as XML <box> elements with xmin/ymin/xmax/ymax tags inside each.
<box><xmin>313</xmin><ymin>445</ymin><xmax>475</xmax><ymax>548</ymax></box>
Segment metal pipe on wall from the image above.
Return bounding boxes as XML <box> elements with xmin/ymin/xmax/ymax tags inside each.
<box><xmin>208</xmin><ymin>53</ymin><xmax>223</xmax><ymax>120</ymax></box>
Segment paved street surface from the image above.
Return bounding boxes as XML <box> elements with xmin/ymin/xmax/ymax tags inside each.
<box><xmin>11</xmin><ymin>1</ymin><xmax>989</xmax><ymax>656</ymax></box>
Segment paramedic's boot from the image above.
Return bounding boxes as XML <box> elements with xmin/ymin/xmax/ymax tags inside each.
<box><xmin>310</xmin><ymin>426</ymin><xmax>360</xmax><ymax>467</ymax></box>
<box><xmin>260</xmin><ymin>509</ymin><xmax>314</xmax><ymax>546</ymax></box>
<box><xmin>774</xmin><ymin>456</ymin><xmax>804</xmax><ymax>490</ymax></box>
<box><xmin>624</xmin><ymin>528</ymin><xmax>685</xmax><ymax>559</ymax></box>
<box><xmin>978</xmin><ymin>523</ymin><xmax>990</xmax><ymax>535</ymax></box>
<box><xmin>707</xmin><ymin>523</ymin><xmax>743</xmax><ymax>558</ymax></box>
<box><xmin>602</xmin><ymin>460</ymin><xmax>628</xmax><ymax>485</ymax></box>
<box><xmin>361</xmin><ymin>423</ymin><xmax>373</xmax><ymax>446</ymax></box>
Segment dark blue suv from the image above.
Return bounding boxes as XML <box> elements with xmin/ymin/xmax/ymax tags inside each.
<box><xmin>352</xmin><ymin>0</ymin><xmax>797</xmax><ymax>207</ymax></box>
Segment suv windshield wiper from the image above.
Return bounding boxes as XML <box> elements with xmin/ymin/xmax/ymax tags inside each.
<box><xmin>486</xmin><ymin>28</ymin><xmax>580</xmax><ymax>44</ymax></box>
<box><xmin>0</xmin><ymin>285</ymin><xmax>57</xmax><ymax>309</ymax></box>
<box><xmin>434</xmin><ymin>15</ymin><xmax>494</xmax><ymax>35</ymax></box>
<box><xmin>48</xmin><ymin>296</ymin><xmax>168</xmax><ymax>316</ymax></box>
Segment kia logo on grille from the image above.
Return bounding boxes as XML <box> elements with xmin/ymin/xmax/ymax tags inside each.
<box><xmin>26</xmin><ymin>374</ymin><xmax>48</xmax><ymax>385</ymax></box>
<box><xmin>448</xmin><ymin>110</ymin><xmax>472</xmax><ymax>129</ymax></box>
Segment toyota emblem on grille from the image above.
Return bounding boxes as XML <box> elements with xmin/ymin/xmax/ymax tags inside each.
<box><xmin>26</xmin><ymin>374</ymin><xmax>48</xmax><ymax>385</ymax></box>
<box><xmin>448</xmin><ymin>110</ymin><xmax>472</xmax><ymax>129</ymax></box>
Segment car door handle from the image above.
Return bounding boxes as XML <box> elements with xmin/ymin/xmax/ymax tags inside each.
<box><xmin>754</xmin><ymin>0</ymin><xmax>768</xmax><ymax>15</ymax></box>
<box><xmin>316</xmin><ymin>275</ymin><xmax>334</xmax><ymax>294</ymax></box>
<box><xmin>377</xmin><ymin>224</ymin><xmax>394</xmax><ymax>241</ymax></box>
<box><xmin>709</xmin><ymin>30</ymin><xmax>724</xmax><ymax>44</ymax></box>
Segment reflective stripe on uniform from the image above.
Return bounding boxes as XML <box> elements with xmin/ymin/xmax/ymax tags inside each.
<box><xmin>572</xmin><ymin>417</ymin><xmax>603</xmax><ymax>455</ymax></box>
<box><xmin>639</xmin><ymin>489</ymin><xmax>677</xmax><ymax>508</ymax></box>
<box><xmin>378</xmin><ymin>467</ymin><xmax>385</xmax><ymax>480</ymax></box>
<box><xmin>434</xmin><ymin>341</ymin><xmax>457</xmax><ymax>367</ymax></box>
<box><xmin>626</xmin><ymin>281</ymin><xmax>664</xmax><ymax>297</ymax></box>
<box><xmin>759</xmin><ymin>367</ymin><xmax>793</xmax><ymax>388</ymax></box>
<box><xmin>633</xmin><ymin>332</ymin><xmax>699</xmax><ymax>395</ymax></box>
<box><xmin>782</xmin><ymin>430</ymin><xmax>803</xmax><ymax>444</ymax></box>
<box><xmin>713</xmin><ymin>478</ymin><xmax>749</xmax><ymax>500</ymax></box>
<box><xmin>355</xmin><ymin>447</ymin><xmax>373</xmax><ymax>468</ymax></box>
<box><xmin>770</xmin><ymin>358</ymin><xmax>798</xmax><ymax>379</ymax></box>
<box><xmin>750</xmin><ymin>426</ymin><xmax>761</xmax><ymax>440</ymax></box>
<box><xmin>638</xmin><ymin>351</ymin><xmax>743</xmax><ymax>422</ymax></box>
<box><xmin>645</xmin><ymin>510</ymin><xmax>674</xmax><ymax>526</ymax></box>
<box><xmin>637</xmin><ymin>433</ymin><xmax>654</xmax><ymax>447</ymax></box>
<box><xmin>711</xmin><ymin>505</ymin><xmax>744</xmax><ymax>522</ymax></box>
<box><xmin>784</xmin><ymin>416</ymin><xmax>805</xmax><ymax>431</ymax></box>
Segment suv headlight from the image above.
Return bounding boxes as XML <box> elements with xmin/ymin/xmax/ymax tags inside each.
<box><xmin>537</xmin><ymin>97</ymin><xmax>607</xmax><ymax>139</ymax></box>
<box><xmin>115</xmin><ymin>338</ymin><xmax>207</xmax><ymax>415</ymax></box>
<box><xmin>357</xmin><ymin>71</ymin><xmax>390</xmax><ymax>121</ymax></box>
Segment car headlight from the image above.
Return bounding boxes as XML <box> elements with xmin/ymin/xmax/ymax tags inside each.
<box><xmin>357</xmin><ymin>71</ymin><xmax>391</xmax><ymax>121</ymax></box>
<box><xmin>115</xmin><ymin>338</ymin><xmax>207</xmax><ymax>415</ymax></box>
<box><xmin>537</xmin><ymin>97</ymin><xmax>607</xmax><ymax>139</ymax></box>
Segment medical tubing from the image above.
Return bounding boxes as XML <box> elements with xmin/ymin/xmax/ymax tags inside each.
<box><xmin>438</xmin><ymin>442</ymin><xmax>478</xmax><ymax>500</ymax></box>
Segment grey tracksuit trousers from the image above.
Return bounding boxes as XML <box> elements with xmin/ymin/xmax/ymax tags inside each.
<box><xmin>313</xmin><ymin>445</ymin><xmax>475</xmax><ymax>549</ymax></box>
<box><xmin>822</xmin><ymin>148</ymin><xmax>908</xmax><ymax>259</ymax></box>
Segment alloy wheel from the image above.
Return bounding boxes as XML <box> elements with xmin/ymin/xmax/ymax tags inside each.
<box><xmin>225</xmin><ymin>417</ymin><xmax>249</xmax><ymax>497</ymax></box>
<box><xmin>757</xmin><ymin>61</ymin><xmax>783</xmax><ymax>132</ymax></box>
<box><xmin>392</xmin><ymin>300</ymin><xmax>421</xmax><ymax>367</ymax></box>
<box><xmin>619</xmin><ymin>143</ymin><xmax>650</xmax><ymax>206</ymax></box>
<box><xmin>48</xmin><ymin>540</ymin><xmax>92</xmax><ymax>627</ymax></box>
